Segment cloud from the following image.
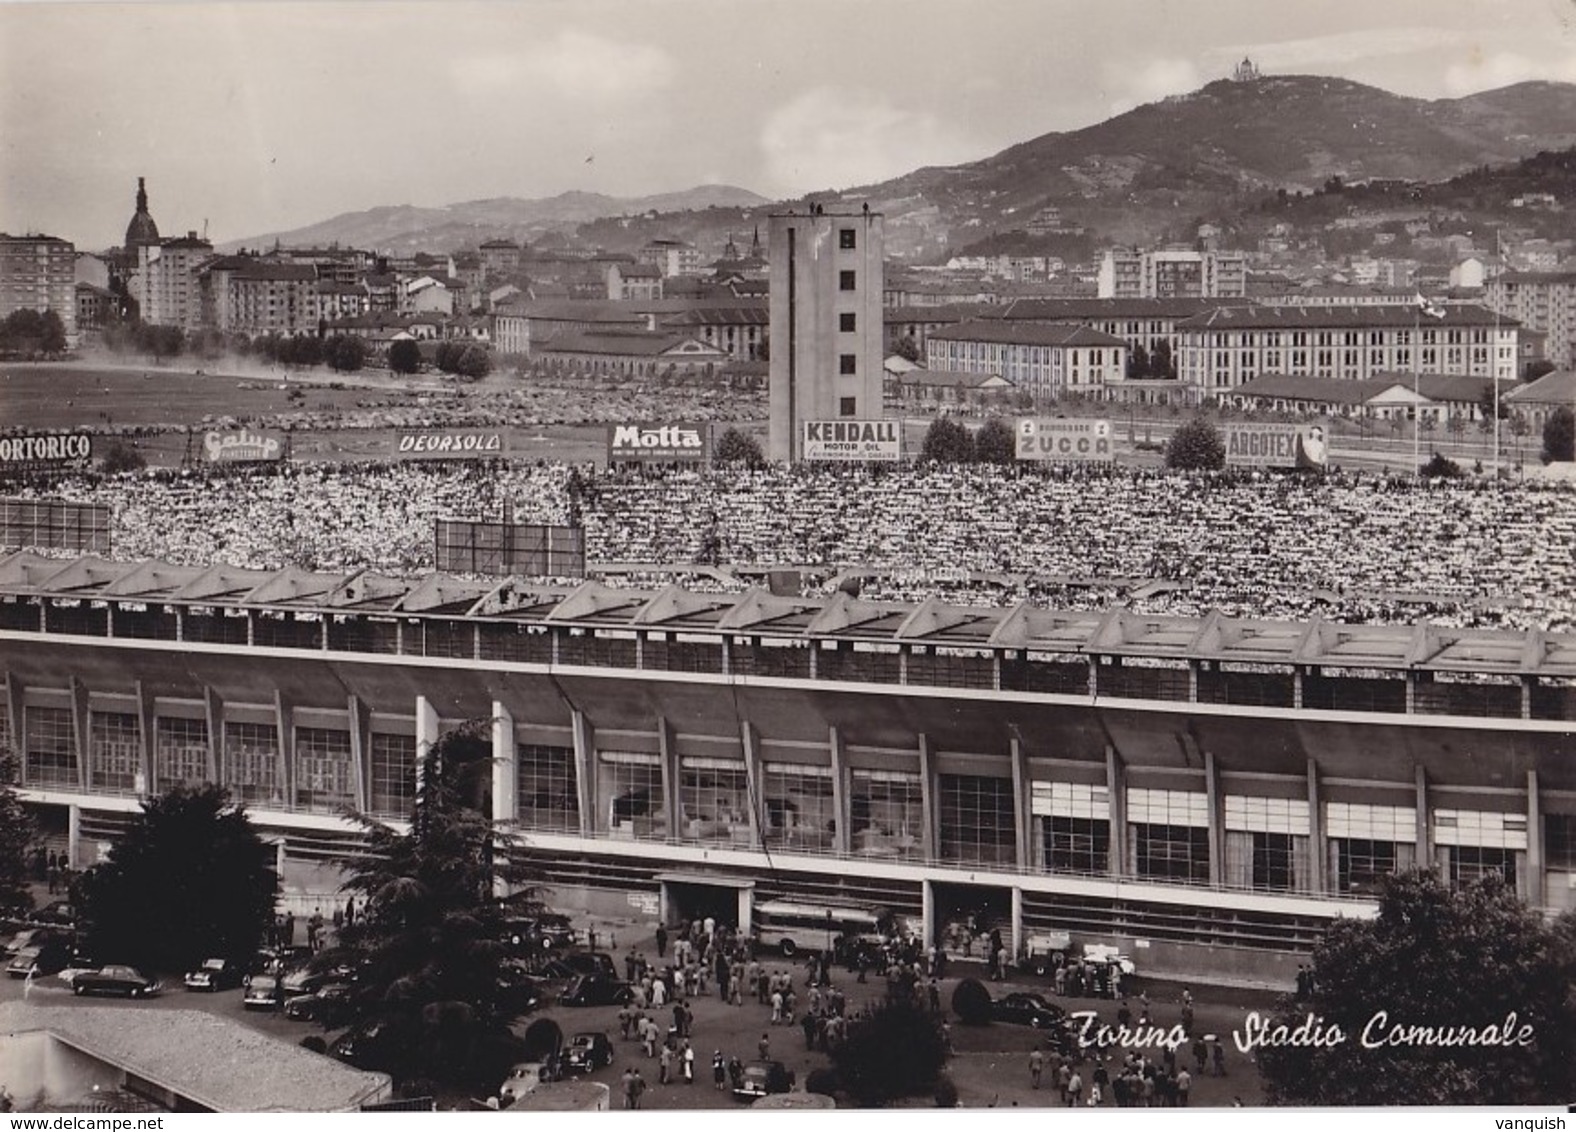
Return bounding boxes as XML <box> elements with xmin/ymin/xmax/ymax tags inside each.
<box><xmin>1443</xmin><ymin>49</ymin><xmax>1576</xmax><ymax>94</ymax></box>
<box><xmin>1217</xmin><ymin>27</ymin><xmax>1462</xmax><ymax>74</ymax></box>
<box><xmin>1103</xmin><ymin>58</ymin><xmax>1202</xmax><ymax>116</ymax></box>
<box><xmin>759</xmin><ymin>87</ymin><xmax>980</xmax><ymax>194</ymax></box>
<box><xmin>453</xmin><ymin>30</ymin><xmax>676</xmax><ymax>102</ymax></box>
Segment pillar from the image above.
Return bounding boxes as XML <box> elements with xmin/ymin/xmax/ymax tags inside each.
<box><xmin>657</xmin><ymin>717</ymin><xmax>677</xmax><ymax>840</ymax></box>
<box><xmin>1106</xmin><ymin>743</ymin><xmax>1126</xmax><ymax>877</ymax></box>
<box><xmin>414</xmin><ymin>694</ymin><xmax>439</xmax><ymax>806</ymax></box>
<box><xmin>828</xmin><ymin>726</ymin><xmax>849</xmax><ymax>855</ymax></box>
<box><xmin>1526</xmin><ymin>769</ymin><xmax>1543</xmax><ymax>907</ymax></box>
<box><xmin>346</xmin><ymin>694</ymin><xmax>369</xmax><ymax>814</ymax></box>
<box><xmin>1307</xmin><ymin>758</ymin><xmax>1326</xmax><ymax>894</ymax></box>
<box><xmin>205</xmin><ymin>685</ymin><xmax>225</xmax><ymax>789</ymax></box>
<box><xmin>739</xmin><ymin>719</ymin><xmax>763</xmax><ymax>848</ymax></box>
<box><xmin>1415</xmin><ymin>764</ymin><xmax>1432</xmax><ymax>868</ymax></box>
<box><xmin>1010</xmin><ymin>736</ymin><xmax>1031</xmax><ymax>870</ymax></box>
<box><xmin>492</xmin><ymin>701</ymin><xmax>517</xmax><ymax>825</ymax></box>
<box><xmin>69</xmin><ymin>676</ymin><xmax>90</xmax><ymax>791</ymax></box>
<box><xmin>921</xmin><ymin>879</ymin><xmax>936</xmax><ymax>949</ymax></box>
<box><xmin>67</xmin><ymin>803</ymin><xmax>82</xmax><ymax>871</ymax></box>
<box><xmin>136</xmin><ymin>679</ymin><xmax>157</xmax><ymax>797</ymax></box>
<box><xmin>918</xmin><ymin>733</ymin><xmax>938</xmax><ymax>861</ymax></box>
<box><xmin>1010</xmin><ymin>886</ymin><xmax>1024</xmax><ymax>964</ymax></box>
<box><xmin>572</xmin><ymin>708</ymin><xmax>596</xmax><ymax>837</ymax></box>
<box><xmin>1204</xmin><ymin>748</ymin><xmax>1222</xmax><ymax>887</ymax></box>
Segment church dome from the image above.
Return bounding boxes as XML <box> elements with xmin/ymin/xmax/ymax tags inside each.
<box><xmin>124</xmin><ymin>177</ymin><xmax>160</xmax><ymax>249</ymax></box>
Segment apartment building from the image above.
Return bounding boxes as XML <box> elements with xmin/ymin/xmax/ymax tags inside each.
<box><xmin>0</xmin><ymin>233</ymin><xmax>78</xmax><ymax>345</ymax></box>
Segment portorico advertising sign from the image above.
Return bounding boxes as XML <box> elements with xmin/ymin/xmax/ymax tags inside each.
<box><xmin>395</xmin><ymin>429</ymin><xmax>510</xmax><ymax>459</ymax></box>
<box><xmin>0</xmin><ymin>432</ymin><xmax>93</xmax><ymax>465</ymax></box>
<box><xmin>607</xmin><ymin>422</ymin><xmax>710</xmax><ymax>462</ymax></box>
<box><xmin>1016</xmin><ymin>418</ymin><xmax>1114</xmax><ymax>462</ymax></box>
<box><xmin>203</xmin><ymin>428</ymin><xmax>284</xmax><ymax>463</ymax></box>
<box><xmin>1225</xmin><ymin>423</ymin><xmax>1328</xmax><ymax>470</ymax></box>
<box><xmin>802</xmin><ymin>420</ymin><xmax>902</xmax><ymax>462</ymax></box>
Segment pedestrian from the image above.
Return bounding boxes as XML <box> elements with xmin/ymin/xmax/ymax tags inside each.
<box><xmin>758</xmin><ymin>1032</ymin><xmax>770</xmax><ymax>1060</ymax></box>
<box><xmin>1030</xmin><ymin>1046</ymin><xmax>1045</xmax><ymax>1089</ymax></box>
<box><xmin>682</xmin><ymin>1041</ymin><xmax>695</xmax><ymax>1084</ymax></box>
<box><xmin>655</xmin><ymin>924</ymin><xmax>668</xmax><ymax>958</ymax></box>
<box><xmin>621</xmin><ymin>1068</ymin><xmax>638</xmax><ymax>1110</ymax></box>
<box><xmin>712</xmin><ymin>1050</ymin><xmax>726</xmax><ymax>1090</ymax></box>
<box><xmin>659</xmin><ymin>1044</ymin><xmax>673</xmax><ymax>1085</ymax></box>
<box><xmin>770</xmin><ymin>988</ymin><xmax>783</xmax><ymax>1024</ymax></box>
<box><xmin>1176</xmin><ymin>1067</ymin><xmax>1191</xmax><ymax>1106</ymax></box>
<box><xmin>1212</xmin><ymin>1039</ymin><xmax>1226</xmax><ymax>1077</ymax></box>
<box><xmin>631</xmin><ymin>1069</ymin><xmax>646</xmax><ymax>1110</ymax></box>
<box><xmin>1067</xmin><ymin>1069</ymin><xmax>1083</xmax><ymax>1107</ymax></box>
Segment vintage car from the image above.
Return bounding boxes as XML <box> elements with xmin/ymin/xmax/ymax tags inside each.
<box><xmin>242</xmin><ymin>971</ymin><xmax>285</xmax><ymax>1010</ymax></box>
<box><xmin>733</xmin><ymin>1060</ymin><xmax>795</xmax><ymax>1100</ymax></box>
<box><xmin>557</xmin><ymin>975</ymin><xmax>633</xmax><ymax>1007</ymax></box>
<box><xmin>71</xmin><ymin>965</ymin><xmax>161</xmax><ymax>998</ymax></box>
<box><xmin>562</xmin><ymin>1032</ymin><xmax>614</xmax><ymax>1073</ymax></box>
<box><xmin>184</xmin><ymin>957</ymin><xmax>245</xmax><ymax>991</ymax></box>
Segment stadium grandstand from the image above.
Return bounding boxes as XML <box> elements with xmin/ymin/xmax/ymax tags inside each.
<box><xmin>2</xmin><ymin>548</ymin><xmax>1573</xmax><ymax>983</ymax></box>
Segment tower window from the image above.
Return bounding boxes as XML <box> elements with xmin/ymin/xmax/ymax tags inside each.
<box><xmin>839</xmin><ymin>354</ymin><xmax>857</xmax><ymax>375</ymax></box>
<box><xmin>839</xmin><ymin>228</ymin><xmax>857</xmax><ymax>250</ymax></box>
<box><xmin>840</xmin><ymin>397</ymin><xmax>857</xmax><ymax>417</ymax></box>
<box><xmin>839</xmin><ymin>270</ymin><xmax>856</xmax><ymax>292</ymax></box>
<box><xmin>839</xmin><ymin>312</ymin><xmax>856</xmax><ymax>332</ymax></box>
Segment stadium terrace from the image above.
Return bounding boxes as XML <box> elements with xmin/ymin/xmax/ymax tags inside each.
<box><xmin>3</xmin><ymin>550</ymin><xmax>1573</xmax><ymax>982</ymax></box>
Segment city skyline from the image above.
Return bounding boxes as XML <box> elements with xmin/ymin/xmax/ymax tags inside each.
<box><xmin>2</xmin><ymin>0</ymin><xmax>1575</xmax><ymax>251</ymax></box>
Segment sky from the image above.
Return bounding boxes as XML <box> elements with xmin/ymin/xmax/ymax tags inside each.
<box><xmin>3</xmin><ymin>0</ymin><xmax>1575</xmax><ymax>250</ymax></box>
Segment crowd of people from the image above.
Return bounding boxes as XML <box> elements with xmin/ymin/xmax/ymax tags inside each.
<box><xmin>9</xmin><ymin>460</ymin><xmax>1576</xmax><ymax>632</ymax></box>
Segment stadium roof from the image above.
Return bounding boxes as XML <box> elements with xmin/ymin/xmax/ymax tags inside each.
<box><xmin>4</xmin><ymin>550</ymin><xmax>1575</xmax><ymax>678</ymax></box>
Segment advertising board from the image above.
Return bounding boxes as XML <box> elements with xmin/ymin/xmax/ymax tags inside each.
<box><xmin>1015</xmin><ymin>418</ymin><xmax>1114</xmax><ymax>462</ymax></box>
<box><xmin>802</xmin><ymin>420</ymin><xmax>902</xmax><ymax>462</ymax></box>
<box><xmin>203</xmin><ymin>428</ymin><xmax>285</xmax><ymax>463</ymax></box>
<box><xmin>1224</xmin><ymin>422</ymin><xmax>1328</xmax><ymax>470</ymax></box>
<box><xmin>607</xmin><ymin>422</ymin><xmax>710</xmax><ymax>462</ymax></box>
<box><xmin>395</xmin><ymin>428</ymin><xmax>510</xmax><ymax>460</ymax></box>
<box><xmin>0</xmin><ymin>432</ymin><xmax>93</xmax><ymax>467</ymax></box>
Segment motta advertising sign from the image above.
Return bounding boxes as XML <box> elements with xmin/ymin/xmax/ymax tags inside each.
<box><xmin>1016</xmin><ymin>418</ymin><xmax>1114</xmax><ymax>462</ymax></box>
<box><xmin>802</xmin><ymin>420</ymin><xmax>902</xmax><ymax>462</ymax></box>
<box><xmin>395</xmin><ymin>429</ymin><xmax>510</xmax><ymax>459</ymax></box>
<box><xmin>607</xmin><ymin>422</ymin><xmax>710</xmax><ymax>462</ymax></box>
<box><xmin>0</xmin><ymin>432</ymin><xmax>93</xmax><ymax>465</ymax></box>
<box><xmin>203</xmin><ymin>428</ymin><xmax>284</xmax><ymax>463</ymax></box>
<box><xmin>1225</xmin><ymin>423</ymin><xmax>1329</xmax><ymax>470</ymax></box>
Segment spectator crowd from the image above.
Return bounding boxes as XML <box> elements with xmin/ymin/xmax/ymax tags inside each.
<box><xmin>8</xmin><ymin>460</ymin><xmax>1576</xmax><ymax>632</ymax></box>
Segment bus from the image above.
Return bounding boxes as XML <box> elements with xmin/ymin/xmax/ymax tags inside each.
<box><xmin>751</xmin><ymin>899</ymin><xmax>886</xmax><ymax>958</ymax></box>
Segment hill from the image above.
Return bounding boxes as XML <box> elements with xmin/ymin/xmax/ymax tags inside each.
<box><xmin>219</xmin><ymin>183</ymin><xmax>769</xmax><ymax>254</ymax></box>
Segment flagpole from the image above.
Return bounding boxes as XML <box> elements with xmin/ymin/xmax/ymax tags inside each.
<box><xmin>1413</xmin><ymin>302</ymin><xmax>1421</xmax><ymax>477</ymax></box>
<box><xmin>1493</xmin><ymin>230</ymin><xmax>1502</xmax><ymax>477</ymax></box>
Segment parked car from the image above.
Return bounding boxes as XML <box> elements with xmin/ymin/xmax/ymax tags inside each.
<box><xmin>71</xmin><ymin>965</ymin><xmax>161</xmax><ymax>998</ymax></box>
<box><xmin>284</xmin><ymin>982</ymin><xmax>355</xmax><ymax>1026</ymax></box>
<box><xmin>56</xmin><ymin>955</ymin><xmax>103</xmax><ymax>988</ymax></box>
<box><xmin>184</xmin><ymin>957</ymin><xmax>245</xmax><ymax>992</ymax></box>
<box><xmin>6</xmin><ymin>938</ymin><xmax>76</xmax><ymax>979</ymax></box>
<box><xmin>498</xmin><ymin>1061</ymin><xmax>553</xmax><ymax>1106</ymax></box>
<box><xmin>251</xmin><ymin>945</ymin><xmax>312</xmax><ymax>975</ymax></box>
<box><xmin>242</xmin><ymin>972</ymin><xmax>285</xmax><ymax>1010</ymax></box>
<box><xmin>562</xmin><ymin>1031</ymin><xmax>614</xmax><ymax>1073</ymax></box>
<box><xmin>495</xmin><ymin>966</ymin><xmax>545</xmax><ymax>1014</ymax></box>
<box><xmin>27</xmin><ymin>901</ymin><xmax>78</xmax><ymax>928</ymax></box>
<box><xmin>733</xmin><ymin>1060</ymin><xmax>795</xmax><ymax>1100</ymax></box>
<box><xmin>991</xmin><ymin>992</ymin><xmax>1073</xmax><ymax>1045</ymax></box>
<box><xmin>558</xmin><ymin>975</ymin><xmax>633</xmax><ymax>1007</ymax></box>
<box><xmin>558</xmin><ymin>952</ymin><xmax>617</xmax><ymax>980</ymax></box>
<box><xmin>502</xmin><ymin>913</ymin><xmax>577</xmax><ymax>953</ymax></box>
<box><xmin>328</xmin><ymin>1018</ymin><xmax>407</xmax><ymax>1072</ymax></box>
<box><xmin>281</xmin><ymin>961</ymin><xmax>354</xmax><ymax>995</ymax></box>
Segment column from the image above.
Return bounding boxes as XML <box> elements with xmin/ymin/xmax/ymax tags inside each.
<box><xmin>1307</xmin><ymin>758</ymin><xmax>1326</xmax><ymax>894</ymax></box>
<box><xmin>414</xmin><ymin>694</ymin><xmax>439</xmax><ymax>808</ymax></box>
<box><xmin>346</xmin><ymin>694</ymin><xmax>369</xmax><ymax>814</ymax></box>
<box><xmin>1204</xmin><ymin>748</ymin><xmax>1222</xmax><ymax>887</ymax></box>
<box><xmin>572</xmin><ymin>708</ymin><xmax>596</xmax><ymax>837</ymax></box>
<box><xmin>67</xmin><ymin>804</ymin><xmax>82</xmax><ymax>871</ymax></box>
<box><xmin>739</xmin><ymin>719</ymin><xmax>763</xmax><ymax>848</ymax></box>
<box><xmin>657</xmin><ymin>717</ymin><xmax>677</xmax><ymax>841</ymax></box>
<box><xmin>1106</xmin><ymin>744</ymin><xmax>1126</xmax><ymax>878</ymax></box>
<box><xmin>3</xmin><ymin>676</ymin><xmax>20</xmax><ymax>759</ymax></box>
<box><xmin>828</xmin><ymin>726</ymin><xmax>849</xmax><ymax>855</ymax></box>
<box><xmin>1526</xmin><ymin>769</ymin><xmax>1543</xmax><ymax>907</ymax></box>
<box><xmin>918</xmin><ymin>733</ymin><xmax>938</xmax><ymax>861</ymax></box>
<box><xmin>921</xmin><ymin>879</ymin><xmax>936</xmax><ymax>950</ymax></box>
<box><xmin>1010</xmin><ymin>886</ymin><xmax>1024</xmax><ymax>965</ymax></box>
<box><xmin>1010</xmin><ymin>736</ymin><xmax>1031</xmax><ymax>870</ymax></box>
<box><xmin>69</xmin><ymin>676</ymin><xmax>90</xmax><ymax>791</ymax></box>
<box><xmin>136</xmin><ymin>679</ymin><xmax>156</xmax><ymax>797</ymax></box>
<box><xmin>1414</xmin><ymin>765</ymin><xmax>1432</xmax><ymax>867</ymax></box>
<box><xmin>737</xmin><ymin>887</ymin><xmax>754</xmax><ymax>937</ymax></box>
<box><xmin>205</xmin><ymin>686</ymin><xmax>225</xmax><ymax>789</ymax></box>
<box><xmin>492</xmin><ymin>701</ymin><xmax>517</xmax><ymax>825</ymax></box>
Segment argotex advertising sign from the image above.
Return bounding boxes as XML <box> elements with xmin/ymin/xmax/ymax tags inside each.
<box><xmin>607</xmin><ymin>422</ymin><xmax>711</xmax><ymax>462</ymax></box>
<box><xmin>1225</xmin><ymin>423</ymin><xmax>1328</xmax><ymax>470</ymax></box>
<box><xmin>802</xmin><ymin>420</ymin><xmax>902</xmax><ymax>461</ymax></box>
<box><xmin>1016</xmin><ymin>418</ymin><xmax>1114</xmax><ymax>462</ymax></box>
<box><xmin>203</xmin><ymin>428</ymin><xmax>285</xmax><ymax>463</ymax></box>
<box><xmin>395</xmin><ymin>428</ymin><xmax>511</xmax><ymax>459</ymax></box>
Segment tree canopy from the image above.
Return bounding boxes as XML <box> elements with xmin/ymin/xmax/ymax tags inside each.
<box><xmin>75</xmin><ymin>785</ymin><xmax>278</xmax><ymax>972</ymax></box>
<box><xmin>1255</xmin><ymin>870</ymin><xmax>1576</xmax><ymax>1105</ymax></box>
<box><xmin>974</xmin><ymin>416</ymin><xmax>1017</xmax><ymax>464</ymax></box>
<box><xmin>0</xmin><ymin>310</ymin><xmax>68</xmax><ymax>357</ymax></box>
<box><xmin>828</xmin><ymin>998</ymin><xmax>950</xmax><ymax>1106</ymax></box>
<box><xmin>1542</xmin><ymin>406</ymin><xmax>1574</xmax><ymax>463</ymax></box>
<box><xmin>919</xmin><ymin>415</ymin><xmax>976</xmax><ymax>464</ymax></box>
<box><xmin>319</xmin><ymin>723</ymin><xmax>541</xmax><ymax>1089</ymax></box>
<box><xmin>713</xmin><ymin>426</ymin><xmax>765</xmax><ymax>467</ymax></box>
<box><xmin>387</xmin><ymin>338</ymin><xmax>422</xmax><ymax>375</ymax></box>
<box><xmin>1164</xmin><ymin>415</ymin><xmax>1226</xmax><ymax>470</ymax></box>
<box><xmin>0</xmin><ymin>748</ymin><xmax>36</xmax><ymax>918</ymax></box>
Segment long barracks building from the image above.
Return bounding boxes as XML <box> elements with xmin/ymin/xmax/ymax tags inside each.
<box><xmin>3</xmin><ymin>551</ymin><xmax>1574</xmax><ymax>981</ymax></box>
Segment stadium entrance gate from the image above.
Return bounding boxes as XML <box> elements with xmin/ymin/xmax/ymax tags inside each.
<box><xmin>930</xmin><ymin>880</ymin><xmax>1015</xmax><ymax>961</ymax></box>
<box><xmin>655</xmin><ymin>872</ymin><xmax>754</xmax><ymax>931</ymax></box>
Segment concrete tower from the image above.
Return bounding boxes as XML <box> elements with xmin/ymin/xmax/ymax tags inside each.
<box><xmin>768</xmin><ymin>208</ymin><xmax>885</xmax><ymax>462</ymax></box>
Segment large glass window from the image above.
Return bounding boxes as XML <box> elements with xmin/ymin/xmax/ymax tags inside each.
<box><xmin>1128</xmin><ymin>789</ymin><xmax>1209</xmax><ymax>882</ymax></box>
<box><xmin>599</xmin><ymin>751</ymin><xmax>666</xmax><ymax>839</ymax></box>
<box><xmin>1447</xmin><ymin>845</ymin><xmax>1516</xmax><ymax>888</ymax></box>
<box><xmin>295</xmin><ymin>726</ymin><xmax>355</xmax><ymax>812</ymax></box>
<box><xmin>23</xmin><ymin>705</ymin><xmax>76</xmax><ymax>788</ymax></box>
<box><xmin>938</xmin><ymin>773</ymin><xmax>1015</xmax><ymax>865</ymax></box>
<box><xmin>226</xmin><ymin>722</ymin><xmax>283</xmax><ymax>807</ymax></box>
<box><xmin>1332</xmin><ymin>838</ymin><xmax>1414</xmax><ymax>894</ymax></box>
<box><xmin>1045</xmin><ymin>817</ymin><xmax>1110</xmax><ymax>874</ymax></box>
<box><xmin>369</xmin><ymin>732</ymin><xmax>415</xmax><ymax>818</ymax></box>
<box><xmin>89</xmin><ymin>711</ymin><xmax>140</xmax><ymax>792</ymax></box>
<box><xmin>1223</xmin><ymin>796</ymin><xmax>1310</xmax><ymax>892</ymax></box>
<box><xmin>762</xmin><ymin>763</ymin><xmax>835</xmax><ymax>852</ymax></box>
<box><xmin>517</xmin><ymin>743</ymin><xmax>578</xmax><ymax>832</ymax></box>
<box><xmin>679</xmin><ymin>758</ymin><xmax>752</xmax><ymax>845</ymax></box>
<box><xmin>850</xmin><ymin>769</ymin><xmax>923</xmax><ymax>856</ymax></box>
<box><xmin>1547</xmin><ymin>814</ymin><xmax>1576</xmax><ymax>869</ymax></box>
<box><xmin>155</xmin><ymin>717</ymin><xmax>209</xmax><ymax>789</ymax></box>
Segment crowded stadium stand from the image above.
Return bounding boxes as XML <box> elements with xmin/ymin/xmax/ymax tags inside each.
<box><xmin>3</xmin><ymin>546</ymin><xmax>1574</xmax><ymax>982</ymax></box>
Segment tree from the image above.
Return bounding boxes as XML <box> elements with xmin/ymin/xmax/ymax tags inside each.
<box><xmin>920</xmin><ymin>416</ymin><xmax>975</xmax><ymax>464</ymax></box>
<box><xmin>98</xmin><ymin>439</ymin><xmax>146</xmax><ymax>474</ymax></box>
<box><xmin>713</xmin><ymin>426</ymin><xmax>764</xmax><ymax>467</ymax></box>
<box><xmin>0</xmin><ymin>748</ymin><xmax>36</xmax><ymax>918</ymax></box>
<box><xmin>454</xmin><ymin>344</ymin><xmax>492</xmax><ymax>379</ymax></box>
<box><xmin>974</xmin><ymin>416</ymin><xmax>1017</xmax><ymax>464</ymax></box>
<box><xmin>1255</xmin><ymin>871</ymin><xmax>1576</xmax><ymax>1105</ymax></box>
<box><xmin>1523</xmin><ymin>359</ymin><xmax>1556</xmax><ymax>382</ymax></box>
<box><xmin>828</xmin><ymin>998</ymin><xmax>950</xmax><ymax>1106</ymax></box>
<box><xmin>324</xmin><ymin>334</ymin><xmax>367</xmax><ymax>373</ymax></box>
<box><xmin>1126</xmin><ymin>343</ymin><xmax>1151</xmax><ymax>380</ymax></box>
<box><xmin>75</xmin><ymin>785</ymin><xmax>278</xmax><ymax>973</ymax></box>
<box><xmin>950</xmin><ymin>976</ymin><xmax>992</xmax><ymax>1025</ymax></box>
<box><xmin>37</xmin><ymin>311</ymin><xmax>67</xmax><ymax>356</ymax></box>
<box><xmin>1542</xmin><ymin>406</ymin><xmax>1574</xmax><ymax>463</ymax></box>
<box><xmin>1478</xmin><ymin>387</ymin><xmax>1510</xmax><ymax>422</ymax></box>
<box><xmin>319</xmin><ymin>724</ymin><xmax>541</xmax><ymax>1089</ymax></box>
<box><xmin>388</xmin><ymin>338</ymin><xmax>422</xmax><ymax>375</ymax></box>
<box><xmin>1150</xmin><ymin>338</ymin><xmax>1177</xmax><ymax>380</ymax></box>
<box><xmin>1164</xmin><ymin>415</ymin><xmax>1225</xmax><ymax>470</ymax></box>
<box><xmin>893</xmin><ymin>335</ymin><xmax>921</xmax><ymax>364</ymax></box>
<box><xmin>1420</xmin><ymin>451</ymin><xmax>1465</xmax><ymax>478</ymax></box>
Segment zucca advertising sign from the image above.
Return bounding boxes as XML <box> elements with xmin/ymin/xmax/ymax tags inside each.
<box><xmin>1224</xmin><ymin>423</ymin><xmax>1328</xmax><ymax>470</ymax></box>
<box><xmin>203</xmin><ymin>428</ymin><xmax>284</xmax><ymax>463</ymax></box>
<box><xmin>0</xmin><ymin>432</ymin><xmax>93</xmax><ymax>466</ymax></box>
<box><xmin>607</xmin><ymin>422</ymin><xmax>711</xmax><ymax>462</ymax></box>
<box><xmin>1015</xmin><ymin>418</ymin><xmax>1114</xmax><ymax>462</ymax></box>
<box><xmin>802</xmin><ymin>420</ymin><xmax>902</xmax><ymax>462</ymax></box>
<box><xmin>395</xmin><ymin>428</ymin><xmax>510</xmax><ymax>459</ymax></box>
